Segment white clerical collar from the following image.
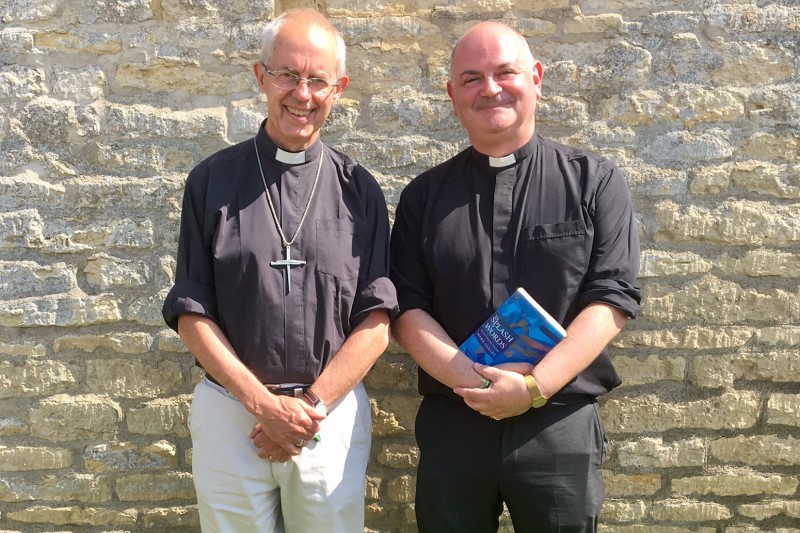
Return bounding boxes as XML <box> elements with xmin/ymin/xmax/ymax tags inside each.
<box><xmin>488</xmin><ymin>154</ymin><xmax>516</xmax><ymax>168</ymax></box>
<box><xmin>275</xmin><ymin>147</ymin><xmax>306</xmax><ymax>165</ymax></box>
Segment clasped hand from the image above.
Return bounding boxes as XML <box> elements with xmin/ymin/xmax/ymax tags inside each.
<box><xmin>454</xmin><ymin>362</ymin><xmax>534</xmax><ymax>420</ymax></box>
<box><xmin>250</xmin><ymin>395</ymin><xmax>325</xmax><ymax>462</ymax></box>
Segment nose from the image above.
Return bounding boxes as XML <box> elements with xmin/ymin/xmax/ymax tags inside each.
<box><xmin>292</xmin><ymin>79</ymin><xmax>312</xmax><ymax>99</ymax></box>
<box><xmin>480</xmin><ymin>76</ymin><xmax>503</xmax><ymax>97</ymax></box>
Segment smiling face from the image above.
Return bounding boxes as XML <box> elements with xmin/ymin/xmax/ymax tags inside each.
<box><xmin>447</xmin><ymin>22</ymin><xmax>543</xmax><ymax>156</ymax></box>
<box><xmin>255</xmin><ymin>17</ymin><xmax>349</xmax><ymax>152</ymax></box>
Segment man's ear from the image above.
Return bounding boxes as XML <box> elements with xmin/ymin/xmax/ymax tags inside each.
<box><xmin>253</xmin><ymin>61</ymin><xmax>269</xmax><ymax>93</ymax></box>
<box><xmin>446</xmin><ymin>80</ymin><xmax>458</xmax><ymax>116</ymax></box>
<box><xmin>332</xmin><ymin>75</ymin><xmax>349</xmax><ymax>100</ymax></box>
<box><xmin>532</xmin><ymin>60</ymin><xmax>543</xmax><ymax>98</ymax></box>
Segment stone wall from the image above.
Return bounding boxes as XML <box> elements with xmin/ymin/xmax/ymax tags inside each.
<box><xmin>1</xmin><ymin>0</ymin><xmax>798</xmax><ymax>531</ymax></box>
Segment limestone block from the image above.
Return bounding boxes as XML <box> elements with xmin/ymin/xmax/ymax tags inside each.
<box><xmin>650</xmin><ymin>499</ymin><xmax>732</xmax><ymax>521</ymax></box>
<box><xmin>543</xmin><ymin>40</ymin><xmax>651</xmax><ymax>93</ymax></box>
<box><xmin>5</xmin><ymin>505</ymin><xmax>138</xmax><ymax>526</ymax></box>
<box><xmin>116</xmin><ymin>61</ymin><xmax>254</xmax><ymax>95</ymax></box>
<box><xmin>35</xmin><ymin>31</ymin><xmax>122</xmax><ymax>55</ymax></box>
<box><xmin>638</xmin><ymin>250</ymin><xmax>711</xmax><ymax>278</ymax></box>
<box><xmin>707</xmin><ymin>3</ymin><xmax>800</xmax><ymax>33</ymax></box>
<box><xmin>756</xmin><ymin>327</ymin><xmax>800</xmax><ymax>346</ymax></box>
<box><xmin>104</xmin><ymin>104</ymin><xmax>227</xmax><ymax>141</ymax></box>
<box><xmin>644</xmin><ymin>276</ymin><xmax>796</xmax><ymax>324</ymax></box>
<box><xmin>335</xmin><ymin>133</ymin><xmax>459</xmax><ymax>175</ymax></box>
<box><xmin>377</xmin><ymin>443</ymin><xmax>419</xmax><ymax>468</ymax></box>
<box><xmin>690</xmin><ymin>161</ymin><xmax>800</xmax><ymax>198</ymax></box>
<box><xmin>365</xmin><ymin>358</ymin><xmax>414</xmax><ymax>390</ymax></box>
<box><xmin>613</xmin><ymin>355</ymin><xmax>686</xmax><ymax>386</ymax></box>
<box><xmin>30</xmin><ymin>394</ymin><xmax>121</xmax><ymax>441</ymax></box>
<box><xmin>602</xmin><ymin>392</ymin><xmax>760</xmax><ymax>433</ymax></box>
<box><xmin>0</xmin><ymin>261</ymin><xmax>77</xmax><ymax>299</ymax></box>
<box><xmin>716</xmin><ymin>249</ymin><xmax>800</xmax><ymax>278</ymax></box>
<box><xmin>0</xmin><ymin>0</ymin><xmax>57</xmax><ymax>23</ymax></box>
<box><xmin>160</xmin><ymin>0</ymin><xmax>273</xmax><ymax>20</ymax></box>
<box><xmin>126</xmin><ymin>395</ymin><xmax>191</xmax><ymax>437</ymax></box>
<box><xmin>0</xmin><ymin>360</ymin><xmax>76</xmax><ymax>399</ymax></box>
<box><xmin>366</xmin><ymin>90</ymin><xmax>458</xmax><ymax>136</ymax></box>
<box><xmin>563</xmin><ymin>14</ymin><xmax>623</xmax><ymax>34</ymax></box>
<box><xmin>738</xmin><ymin>500</ymin><xmax>800</xmax><ymax>520</ymax></box>
<box><xmin>127</xmin><ymin>289</ymin><xmax>171</xmax><ymax>326</ymax></box>
<box><xmin>84</xmin><ymin>440</ymin><xmax>177</xmax><ymax>472</ymax></box>
<box><xmin>600</xmin><ymin>500</ymin><xmax>648</xmax><ymax>522</ymax></box>
<box><xmin>537</xmin><ymin>96</ymin><xmax>589</xmax><ymax>129</ymax></box>
<box><xmin>672</xmin><ymin>470</ymin><xmax>798</xmax><ymax>497</ymax></box>
<box><xmin>0</xmin><ymin>446</ymin><xmax>72</xmax><ymax>471</ymax></box>
<box><xmin>740</xmin><ymin>133</ymin><xmax>800</xmax><ymax>163</ymax></box>
<box><xmin>655</xmin><ymin>200</ymin><xmax>800</xmax><ymax>246</ymax></box>
<box><xmin>228</xmin><ymin>98</ymin><xmax>266</xmax><ymax>142</ymax></box>
<box><xmin>141</xmin><ymin>505</ymin><xmax>199</xmax><ymax>528</ymax></box>
<box><xmin>370</xmin><ymin>395</ymin><xmax>420</xmax><ymax>436</ymax></box>
<box><xmin>346</xmin><ymin>48</ymin><xmax>425</xmax><ymax>95</ymax></box>
<box><xmin>92</xmin><ymin>142</ymin><xmax>199</xmax><ymax>175</ymax></box>
<box><xmin>0</xmin><ymin>473</ymin><xmax>111</xmax><ymax>503</ymax></box>
<box><xmin>767</xmin><ymin>393</ymin><xmax>800</xmax><ymax>428</ymax></box>
<box><xmin>614</xmin><ymin>327</ymin><xmax>753</xmax><ymax>350</ymax></box>
<box><xmin>711</xmin><ymin>435</ymin><xmax>800</xmax><ymax>466</ymax></box>
<box><xmin>54</xmin><ymin>332</ymin><xmax>152</xmax><ymax>354</ymax></box>
<box><xmin>0</xmin><ymin>341</ymin><xmax>46</xmax><ymax>357</ymax></box>
<box><xmin>78</xmin><ymin>0</ymin><xmax>152</xmax><ymax>24</ymax></box>
<box><xmin>84</xmin><ymin>254</ymin><xmax>150</xmax><ymax>289</ymax></box>
<box><xmin>157</xmin><ymin>329</ymin><xmax>189</xmax><ymax>353</ymax></box>
<box><xmin>691</xmin><ymin>350</ymin><xmax>800</xmax><ymax>388</ymax></box>
<box><xmin>712</xmin><ymin>41</ymin><xmax>795</xmax><ymax>86</ymax></box>
<box><xmin>50</xmin><ymin>65</ymin><xmax>106</xmax><ymax>104</ymax></box>
<box><xmin>42</xmin><ymin>218</ymin><xmax>155</xmax><ymax>253</ymax></box>
<box><xmin>0</xmin><ymin>415</ymin><xmax>26</xmax><ymax>435</ymax></box>
<box><xmin>386</xmin><ymin>474</ymin><xmax>415</xmax><ymax>503</ymax></box>
<box><xmin>640</xmin><ymin>129</ymin><xmax>734</xmax><ymax>166</ymax></box>
<box><xmin>0</xmin><ymin>66</ymin><xmax>47</xmax><ymax>100</ymax></box>
<box><xmin>0</xmin><ymin>28</ymin><xmax>33</xmax><ymax>64</ymax></box>
<box><xmin>621</xmin><ymin>161</ymin><xmax>687</xmax><ymax>196</ymax></box>
<box><xmin>0</xmin><ymin>169</ymin><xmax>65</xmax><ymax>211</ymax></box>
<box><xmin>0</xmin><ymin>293</ymin><xmax>121</xmax><ymax>328</ymax></box>
<box><xmin>616</xmin><ymin>437</ymin><xmax>706</xmax><ymax>469</ymax></box>
<box><xmin>62</xmin><ymin>175</ymin><xmax>184</xmax><ymax>214</ymax></box>
<box><xmin>115</xmin><ymin>472</ymin><xmax>195</xmax><ymax>501</ymax></box>
<box><xmin>747</xmin><ymin>85</ymin><xmax>800</xmax><ymax>128</ymax></box>
<box><xmin>603</xmin><ymin>471</ymin><xmax>662</xmax><ymax>497</ymax></box>
<box><xmin>17</xmin><ymin>98</ymin><xmax>82</xmax><ymax>145</ymax></box>
<box><xmin>86</xmin><ymin>358</ymin><xmax>184</xmax><ymax>398</ymax></box>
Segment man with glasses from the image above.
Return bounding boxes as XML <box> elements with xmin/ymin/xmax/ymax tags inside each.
<box><xmin>163</xmin><ymin>9</ymin><xmax>397</xmax><ymax>532</ymax></box>
<box><xmin>390</xmin><ymin>21</ymin><xmax>641</xmax><ymax>532</ymax></box>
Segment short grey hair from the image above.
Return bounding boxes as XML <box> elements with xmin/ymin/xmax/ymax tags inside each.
<box><xmin>260</xmin><ymin>9</ymin><xmax>347</xmax><ymax>79</ymax></box>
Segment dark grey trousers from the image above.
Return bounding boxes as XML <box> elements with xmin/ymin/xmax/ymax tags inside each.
<box><xmin>415</xmin><ymin>394</ymin><xmax>607</xmax><ymax>533</ymax></box>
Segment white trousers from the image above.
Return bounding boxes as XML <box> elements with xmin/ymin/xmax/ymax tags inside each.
<box><xmin>189</xmin><ymin>378</ymin><xmax>372</xmax><ymax>533</ymax></box>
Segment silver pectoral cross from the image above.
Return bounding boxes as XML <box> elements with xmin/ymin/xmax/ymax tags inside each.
<box><xmin>271</xmin><ymin>245</ymin><xmax>306</xmax><ymax>294</ymax></box>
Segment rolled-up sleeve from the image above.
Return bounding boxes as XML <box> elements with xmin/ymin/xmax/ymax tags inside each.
<box><xmin>162</xmin><ymin>168</ymin><xmax>219</xmax><ymax>331</ymax></box>
<box><xmin>350</xmin><ymin>169</ymin><xmax>398</xmax><ymax>327</ymax></box>
<box><xmin>578</xmin><ymin>164</ymin><xmax>641</xmax><ymax>318</ymax></box>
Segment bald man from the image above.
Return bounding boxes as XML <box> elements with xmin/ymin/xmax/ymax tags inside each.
<box><xmin>163</xmin><ymin>9</ymin><xmax>397</xmax><ymax>532</ymax></box>
<box><xmin>390</xmin><ymin>21</ymin><xmax>640</xmax><ymax>532</ymax></box>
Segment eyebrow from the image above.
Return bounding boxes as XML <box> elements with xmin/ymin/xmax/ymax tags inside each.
<box><xmin>457</xmin><ymin>62</ymin><xmax>518</xmax><ymax>78</ymax></box>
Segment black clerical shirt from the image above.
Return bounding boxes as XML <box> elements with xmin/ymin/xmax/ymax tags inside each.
<box><xmin>163</xmin><ymin>122</ymin><xmax>398</xmax><ymax>384</ymax></box>
<box><xmin>390</xmin><ymin>134</ymin><xmax>641</xmax><ymax>399</ymax></box>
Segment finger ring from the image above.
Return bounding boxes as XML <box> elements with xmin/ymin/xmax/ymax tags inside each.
<box><xmin>491</xmin><ymin>415</ymin><xmax>500</xmax><ymax>420</ymax></box>
<box><xmin>480</xmin><ymin>378</ymin><xmax>491</xmax><ymax>389</ymax></box>
<box><xmin>297</xmin><ymin>438</ymin><xmax>306</xmax><ymax>447</ymax></box>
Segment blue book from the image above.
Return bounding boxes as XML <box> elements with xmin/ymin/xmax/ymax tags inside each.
<box><xmin>459</xmin><ymin>288</ymin><xmax>567</xmax><ymax>366</ymax></box>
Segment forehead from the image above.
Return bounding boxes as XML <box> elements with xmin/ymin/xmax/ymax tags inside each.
<box><xmin>270</xmin><ymin>21</ymin><xmax>338</xmax><ymax>72</ymax></box>
<box><xmin>452</xmin><ymin>29</ymin><xmax>527</xmax><ymax>74</ymax></box>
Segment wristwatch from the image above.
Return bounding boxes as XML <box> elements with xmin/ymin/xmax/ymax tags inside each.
<box><xmin>303</xmin><ymin>390</ymin><xmax>328</xmax><ymax>415</ymax></box>
<box><xmin>523</xmin><ymin>374</ymin><xmax>548</xmax><ymax>408</ymax></box>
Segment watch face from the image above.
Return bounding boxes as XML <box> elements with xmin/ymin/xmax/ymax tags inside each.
<box><xmin>532</xmin><ymin>396</ymin><xmax>547</xmax><ymax>408</ymax></box>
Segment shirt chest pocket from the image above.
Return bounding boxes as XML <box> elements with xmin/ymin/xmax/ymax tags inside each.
<box><xmin>316</xmin><ymin>219</ymin><xmax>361</xmax><ymax>280</ymax></box>
<box><xmin>516</xmin><ymin>219</ymin><xmax>589</xmax><ymax>305</ymax></box>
